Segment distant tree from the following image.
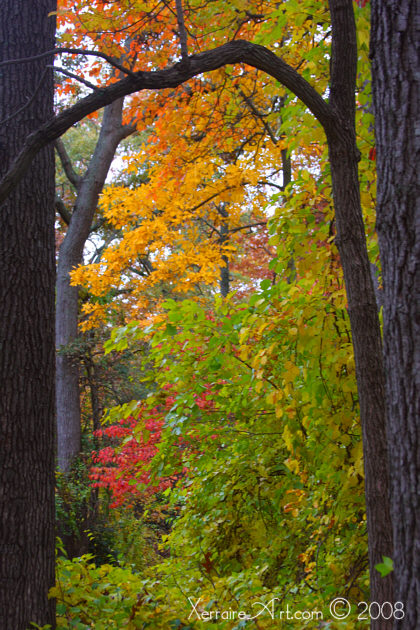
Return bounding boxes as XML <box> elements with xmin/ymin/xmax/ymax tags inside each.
<box><xmin>56</xmin><ymin>98</ymin><xmax>134</xmax><ymax>472</ymax></box>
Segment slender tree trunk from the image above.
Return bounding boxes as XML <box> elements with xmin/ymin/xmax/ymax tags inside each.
<box><xmin>56</xmin><ymin>98</ymin><xmax>133</xmax><ymax>472</ymax></box>
<box><xmin>281</xmin><ymin>148</ymin><xmax>291</xmax><ymax>190</ymax></box>
<box><xmin>0</xmin><ymin>2</ymin><xmax>56</xmax><ymax>629</ymax></box>
<box><xmin>371</xmin><ymin>1</ymin><xmax>419</xmax><ymax>626</ymax></box>
<box><xmin>218</xmin><ymin>204</ymin><xmax>230</xmax><ymax>297</ymax></box>
<box><xmin>219</xmin><ymin>251</ymin><xmax>230</xmax><ymax>297</ymax></box>
<box><xmin>86</xmin><ymin>353</ymin><xmax>102</xmax><ymax>434</ymax></box>
<box><xmin>327</xmin><ymin>1</ymin><xmax>393</xmax><ymax>623</ymax></box>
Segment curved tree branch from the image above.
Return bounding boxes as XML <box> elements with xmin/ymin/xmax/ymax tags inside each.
<box><xmin>0</xmin><ymin>40</ymin><xmax>337</xmax><ymax>206</ymax></box>
<box><xmin>55</xmin><ymin>138</ymin><xmax>82</xmax><ymax>189</ymax></box>
<box><xmin>55</xmin><ymin>194</ymin><xmax>72</xmax><ymax>225</ymax></box>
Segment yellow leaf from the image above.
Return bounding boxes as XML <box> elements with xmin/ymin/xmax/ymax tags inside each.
<box><xmin>275</xmin><ymin>405</ymin><xmax>283</xmax><ymax>419</ymax></box>
<box><xmin>285</xmin><ymin>457</ymin><xmax>300</xmax><ymax>474</ymax></box>
<box><xmin>283</xmin><ymin>426</ymin><xmax>294</xmax><ymax>452</ymax></box>
<box><xmin>255</xmin><ymin>381</ymin><xmax>263</xmax><ymax>394</ymax></box>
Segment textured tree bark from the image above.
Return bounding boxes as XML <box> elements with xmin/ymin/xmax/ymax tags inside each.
<box><xmin>56</xmin><ymin>98</ymin><xmax>133</xmax><ymax>472</ymax></box>
<box><xmin>0</xmin><ymin>2</ymin><xmax>56</xmax><ymax>629</ymax></box>
<box><xmin>371</xmin><ymin>1</ymin><xmax>419</xmax><ymax>626</ymax></box>
<box><xmin>327</xmin><ymin>2</ymin><xmax>394</xmax><ymax>624</ymax></box>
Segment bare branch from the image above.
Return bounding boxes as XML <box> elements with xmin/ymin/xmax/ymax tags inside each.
<box><xmin>239</xmin><ymin>89</ymin><xmax>278</xmax><ymax>145</ymax></box>
<box><xmin>52</xmin><ymin>66</ymin><xmax>98</xmax><ymax>91</ymax></box>
<box><xmin>233</xmin><ymin>353</ymin><xmax>280</xmax><ymax>390</ymax></box>
<box><xmin>229</xmin><ymin>221</ymin><xmax>267</xmax><ymax>234</ymax></box>
<box><xmin>175</xmin><ymin>0</ymin><xmax>189</xmax><ymax>60</ymax></box>
<box><xmin>200</xmin><ymin>217</ymin><xmax>221</xmax><ymax>238</ymax></box>
<box><xmin>55</xmin><ymin>139</ymin><xmax>82</xmax><ymax>189</ymax></box>
<box><xmin>55</xmin><ymin>195</ymin><xmax>72</xmax><ymax>225</ymax></box>
<box><xmin>128</xmin><ymin>258</ymin><xmax>154</xmax><ymax>276</ymax></box>
<box><xmin>119</xmin><ymin>123</ymin><xmax>137</xmax><ymax>140</ymax></box>
<box><xmin>257</xmin><ymin>179</ymin><xmax>284</xmax><ymax>191</ymax></box>
<box><xmin>89</xmin><ymin>217</ymin><xmax>106</xmax><ymax>233</ymax></box>
<box><xmin>0</xmin><ymin>47</ymin><xmax>137</xmax><ymax>78</ymax></box>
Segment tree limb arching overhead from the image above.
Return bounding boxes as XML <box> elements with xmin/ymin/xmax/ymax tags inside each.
<box><xmin>0</xmin><ymin>40</ymin><xmax>335</xmax><ymax>205</ymax></box>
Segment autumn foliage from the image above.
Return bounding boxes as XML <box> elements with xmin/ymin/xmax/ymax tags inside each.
<box><xmin>50</xmin><ymin>1</ymin><xmax>384</xmax><ymax>628</ymax></box>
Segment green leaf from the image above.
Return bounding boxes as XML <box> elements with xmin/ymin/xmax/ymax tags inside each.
<box><xmin>375</xmin><ymin>556</ymin><xmax>394</xmax><ymax>577</ymax></box>
<box><xmin>260</xmin><ymin>278</ymin><xmax>271</xmax><ymax>290</ymax></box>
<box><xmin>165</xmin><ymin>323</ymin><xmax>177</xmax><ymax>336</ymax></box>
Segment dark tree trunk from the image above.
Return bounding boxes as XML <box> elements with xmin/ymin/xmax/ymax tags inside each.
<box><xmin>218</xmin><ymin>204</ymin><xmax>230</xmax><ymax>297</ymax></box>
<box><xmin>281</xmin><ymin>148</ymin><xmax>291</xmax><ymax>190</ymax></box>
<box><xmin>327</xmin><ymin>1</ymin><xmax>393</xmax><ymax>623</ymax></box>
<box><xmin>56</xmin><ymin>98</ymin><xmax>133</xmax><ymax>472</ymax></box>
<box><xmin>85</xmin><ymin>352</ymin><xmax>102</xmax><ymax>434</ymax></box>
<box><xmin>371</xmin><ymin>1</ymin><xmax>419</xmax><ymax>626</ymax></box>
<box><xmin>0</xmin><ymin>2</ymin><xmax>56</xmax><ymax>629</ymax></box>
<box><xmin>219</xmin><ymin>254</ymin><xmax>230</xmax><ymax>297</ymax></box>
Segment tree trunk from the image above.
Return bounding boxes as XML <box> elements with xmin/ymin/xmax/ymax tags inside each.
<box><xmin>218</xmin><ymin>204</ymin><xmax>230</xmax><ymax>297</ymax></box>
<box><xmin>0</xmin><ymin>2</ymin><xmax>56</xmax><ymax>629</ymax></box>
<box><xmin>56</xmin><ymin>98</ymin><xmax>133</xmax><ymax>472</ymax></box>
<box><xmin>371</xmin><ymin>1</ymin><xmax>419</xmax><ymax>626</ymax></box>
<box><xmin>327</xmin><ymin>1</ymin><xmax>393</xmax><ymax>623</ymax></box>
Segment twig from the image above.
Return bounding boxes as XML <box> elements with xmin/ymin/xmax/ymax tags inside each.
<box><xmin>229</xmin><ymin>221</ymin><xmax>267</xmax><ymax>234</ymax></box>
<box><xmin>52</xmin><ymin>65</ymin><xmax>98</xmax><ymax>91</ymax></box>
<box><xmin>239</xmin><ymin>88</ymin><xmax>278</xmax><ymax>144</ymax></box>
<box><xmin>233</xmin><ymin>353</ymin><xmax>280</xmax><ymax>390</ymax></box>
<box><xmin>89</xmin><ymin>217</ymin><xmax>106</xmax><ymax>233</ymax></box>
<box><xmin>0</xmin><ymin>47</ymin><xmax>137</xmax><ymax>78</ymax></box>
